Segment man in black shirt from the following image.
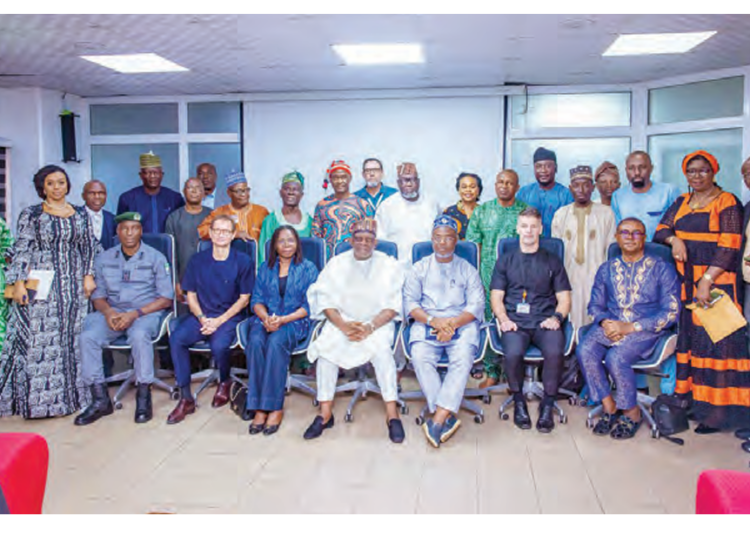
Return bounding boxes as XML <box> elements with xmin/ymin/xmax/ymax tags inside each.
<box><xmin>490</xmin><ymin>207</ymin><xmax>572</xmax><ymax>433</ymax></box>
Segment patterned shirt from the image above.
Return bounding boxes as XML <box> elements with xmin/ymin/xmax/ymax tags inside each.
<box><xmin>312</xmin><ymin>194</ymin><xmax>375</xmax><ymax>257</ymax></box>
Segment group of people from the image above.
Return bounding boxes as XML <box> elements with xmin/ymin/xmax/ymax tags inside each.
<box><xmin>1</xmin><ymin>146</ymin><xmax>749</xmax><ymax>453</ymax></box>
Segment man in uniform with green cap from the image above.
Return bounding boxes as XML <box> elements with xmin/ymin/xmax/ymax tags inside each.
<box><xmin>75</xmin><ymin>212</ymin><xmax>174</xmax><ymax>426</ymax></box>
<box><xmin>117</xmin><ymin>151</ymin><xmax>185</xmax><ymax>234</ymax></box>
<box><xmin>258</xmin><ymin>171</ymin><xmax>313</xmax><ymax>263</ymax></box>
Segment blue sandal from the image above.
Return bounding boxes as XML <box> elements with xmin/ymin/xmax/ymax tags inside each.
<box><xmin>593</xmin><ymin>411</ymin><xmax>620</xmax><ymax>436</ymax></box>
<box><xmin>610</xmin><ymin>415</ymin><xmax>641</xmax><ymax>440</ymax></box>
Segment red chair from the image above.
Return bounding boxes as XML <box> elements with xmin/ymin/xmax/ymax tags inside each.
<box><xmin>0</xmin><ymin>433</ymin><xmax>49</xmax><ymax>514</ymax></box>
<box><xmin>696</xmin><ymin>470</ymin><xmax>750</xmax><ymax>514</ymax></box>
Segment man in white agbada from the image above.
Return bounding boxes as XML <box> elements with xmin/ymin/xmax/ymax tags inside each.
<box><xmin>403</xmin><ymin>215</ymin><xmax>485</xmax><ymax>448</ymax></box>
<box><xmin>376</xmin><ymin>162</ymin><xmax>442</xmax><ymax>267</ymax></box>
<box><xmin>551</xmin><ymin>165</ymin><xmax>616</xmax><ymax>329</ymax></box>
<box><xmin>304</xmin><ymin>218</ymin><xmax>406</xmax><ymax>443</ymax></box>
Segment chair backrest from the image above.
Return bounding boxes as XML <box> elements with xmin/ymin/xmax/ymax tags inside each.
<box><xmin>264</xmin><ymin>236</ymin><xmax>327</xmax><ymax>271</ymax></box>
<box><xmin>334</xmin><ymin>239</ymin><xmax>398</xmax><ymax>259</ymax></box>
<box><xmin>411</xmin><ymin>241</ymin><xmax>479</xmax><ymax>268</ymax></box>
<box><xmin>115</xmin><ymin>233</ymin><xmax>177</xmax><ymax>313</ymax></box>
<box><xmin>607</xmin><ymin>242</ymin><xmax>674</xmax><ymax>266</ymax></box>
<box><xmin>200</xmin><ymin>237</ymin><xmax>258</xmax><ymax>271</ymax></box>
<box><xmin>497</xmin><ymin>236</ymin><xmax>564</xmax><ymax>260</ymax></box>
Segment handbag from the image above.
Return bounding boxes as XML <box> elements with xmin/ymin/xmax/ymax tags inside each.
<box><xmin>652</xmin><ymin>393</ymin><xmax>690</xmax><ymax>445</ymax></box>
<box><xmin>229</xmin><ymin>380</ymin><xmax>249</xmax><ymax>420</ymax></box>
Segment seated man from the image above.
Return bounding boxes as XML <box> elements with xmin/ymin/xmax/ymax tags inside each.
<box><xmin>166</xmin><ymin>215</ymin><xmax>254</xmax><ymax>424</ymax></box>
<box><xmin>76</xmin><ymin>212</ymin><xmax>174</xmax><ymax>426</ymax></box>
<box><xmin>304</xmin><ymin>218</ymin><xmax>405</xmax><ymax>443</ymax></box>
<box><xmin>577</xmin><ymin>217</ymin><xmax>680</xmax><ymax>440</ymax></box>
<box><xmin>403</xmin><ymin>216</ymin><xmax>485</xmax><ymax>448</ymax></box>
<box><xmin>490</xmin><ymin>207</ymin><xmax>572</xmax><ymax>433</ymax></box>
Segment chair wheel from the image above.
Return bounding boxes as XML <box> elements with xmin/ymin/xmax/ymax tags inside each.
<box><xmin>501</xmin><ymin>413</ymin><xmax>509</xmax><ymax>421</ymax></box>
<box><xmin>560</xmin><ymin>414</ymin><xmax>568</xmax><ymax>424</ymax></box>
<box><xmin>170</xmin><ymin>390</ymin><xmax>180</xmax><ymax>400</ymax></box>
<box><xmin>415</xmin><ymin>416</ymin><xmax>424</xmax><ymax>426</ymax></box>
<box><xmin>344</xmin><ymin>413</ymin><xmax>353</xmax><ymax>423</ymax></box>
<box><xmin>312</xmin><ymin>399</ymin><xmax>319</xmax><ymax>407</ymax></box>
<box><xmin>400</xmin><ymin>405</ymin><xmax>409</xmax><ymax>415</ymax></box>
<box><xmin>482</xmin><ymin>395</ymin><xmax>491</xmax><ymax>405</ymax></box>
<box><xmin>474</xmin><ymin>415</ymin><xmax>484</xmax><ymax>424</ymax></box>
<box><xmin>114</xmin><ymin>401</ymin><xmax>123</xmax><ymax>410</ymax></box>
<box><xmin>568</xmin><ymin>397</ymin><xmax>576</xmax><ymax>406</ymax></box>
<box><xmin>586</xmin><ymin>418</ymin><xmax>594</xmax><ymax>429</ymax></box>
<box><xmin>651</xmin><ymin>428</ymin><xmax>660</xmax><ymax>439</ymax></box>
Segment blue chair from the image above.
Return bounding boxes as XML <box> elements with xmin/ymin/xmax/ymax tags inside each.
<box><xmin>579</xmin><ymin>242</ymin><xmax>678</xmax><ymax>439</ymax></box>
<box><xmin>330</xmin><ymin>239</ymin><xmax>405</xmax><ymax>422</ymax></box>
<box><xmin>104</xmin><ymin>233</ymin><xmax>178</xmax><ymax>409</ymax></box>
<box><xmin>168</xmin><ymin>239</ymin><xmax>257</xmax><ymax>400</ymax></box>
<box><xmin>400</xmin><ymin>240</ymin><xmax>489</xmax><ymax>424</ymax></box>
<box><xmin>237</xmin><ymin>236</ymin><xmax>327</xmax><ymax>403</ymax></box>
<box><xmin>485</xmin><ymin>237</ymin><xmax>576</xmax><ymax>424</ymax></box>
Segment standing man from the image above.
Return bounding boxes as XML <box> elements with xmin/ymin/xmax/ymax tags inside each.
<box><xmin>376</xmin><ymin>162</ymin><xmax>442</xmax><ymax>269</ymax></box>
<box><xmin>611</xmin><ymin>150</ymin><xmax>680</xmax><ymax>241</ymax></box>
<box><xmin>197</xmin><ymin>162</ymin><xmax>229</xmax><ymax>210</ymax></box>
<box><xmin>75</xmin><ymin>212</ymin><xmax>174</xmax><ymax>426</ymax></box>
<box><xmin>82</xmin><ymin>179</ymin><xmax>116</xmax><ymax>250</ymax></box>
<box><xmin>517</xmin><ymin>147</ymin><xmax>574</xmax><ymax>237</ymax></box>
<box><xmin>551</xmin><ymin>166</ymin><xmax>616</xmax><ymax>329</ymax></box>
<box><xmin>198</xmin><ymin>171</ymin><xmax>269</xmax><ymax>242</ymax></box>
<box><xmin>312</xmin><ymin>160</ymin><xmax>374</xmax><ymax>258</ymax></box>
<box><xmin>354</xmin><ymin>157</ymin><xmax>398</xmax><ymax>213</ymax></box>
<box><xmin>117</xmin><ymin>152</ymin><xmax>185</xmax><ymax>234</ymax></box>
<box><xmin>165</xmin><ymin>177</ymin><xmax>212</xmax><ymax>304</ymax></box>
<box><xmin>490</xmin><ymin>207</ymin><xmax>572</xmax><ymax>433</ymax></box>
<box><xmin>258</xmin><ymin>171</ymin><xmax>312</xmax><ymax>263</ymax></box>
<box><xmin>403</xmin><ymin>216</ymin><xmax>485</xmax><ymax>448</ymax></box>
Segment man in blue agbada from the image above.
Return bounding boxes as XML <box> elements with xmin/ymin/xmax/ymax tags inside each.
<box><xmin>517</xmin><ymin>147</ymin><xmax>574</xmax><ymax>237</ymax></box>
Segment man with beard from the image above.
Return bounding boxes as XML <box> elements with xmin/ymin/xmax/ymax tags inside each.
<box><xmin>258</xmin><ymin>171</ymin><xmax>312</xmax><ymax>263</ymax></box>
<box><xmin>611</xmin><ymin>151</ymin><xmax>680</xmax><ymax>241</ymax></box>
<box><xmin>517</xmin><ymin>147</ymin><xmax>573</xmax><ymax>237</ymax></box>
<box><xmin>354</xmin><ymin>157</ymin><xmax>397</xmax><ymax>212</ymax></box>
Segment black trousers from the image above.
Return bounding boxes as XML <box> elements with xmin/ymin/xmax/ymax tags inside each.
<box><xmin>501</xmin><ymin>327</ymin><xmax>565</xmax><ymax>397</ymax></box>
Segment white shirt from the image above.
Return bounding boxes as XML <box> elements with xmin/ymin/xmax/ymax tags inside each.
<box><xmin>202</xmin><ymin>192</ymin><xmax>216</xmax><ymax>209</ymax></box>
<box><xmin>85</xmin><ymin>206</ymin><xmax>103</xmax><ymax>240</ymax></box>
<box><xmin>376</xmin><ymin>192</ymin><xmax>443</xmax><ymax>267</ymax></box>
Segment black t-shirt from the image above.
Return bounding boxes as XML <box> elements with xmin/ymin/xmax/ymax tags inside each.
<box><xmin>490</xmin><ymin>248</ymin><xmax>571</xmax><ymax>329</ymax></box>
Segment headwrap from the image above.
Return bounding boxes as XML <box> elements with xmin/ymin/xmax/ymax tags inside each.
<box><xmin>595</xmin><ymin>161</ymin><xmax>619</xmax><ymax>181</ymax></box>
<box><xmin>397</xmin><ymin>162</ymin><xmax>418</xmax><ymax>178</ymax></box>
<box><xmin>225</xmin><ymin>170</ymin><xmax>248</xmax><ymax>188</ymax></box>
<box><xmin>327</xmin><ymin>160</ymin><xmax>352</xmax><ymax>177</ymax></box>
<box><xmin>433</xmin><ymin>214</ymin><xmax>459</xmax><ymax>233</ymax></box>
<box><xmin>115</xmin><ymin>211</ymin><xmax>142</xmax><ymax>224</ymax></box>
<box><xmin>281</xmin><ymin>171</ymin><xmax>305</xmax><ymax>187</ymax></box>
<box><xmin>682</xmin><ymin>150</ymin><xmax>720</xmax><ymax>175</ymax></box>
<box><xmin>533</xmin><ymin>147</ymin><xmax>557</xmax><ymax>164</ymax></box>
<box><xmin>350</xmin><ymin>217</ymin><xmax>377</xmax><ymax>236</ymax></box>
<box><xmin>139</xmin><ymin>151</ymin><xmax>162</xmax><ymax>169</ymax></box>
<box><xmin>569</xmin><ymin>165</ymin><xmax>593</xmax><ymax>182</ymax></box>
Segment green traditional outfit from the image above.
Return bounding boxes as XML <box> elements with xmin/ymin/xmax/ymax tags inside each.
<box><xmin>466</xmin><ymin>198</ymin><xmax>527</xmax><ymax>380</ymax></box>
<box><xmin>0</xmin><ymin>217</ymin><xmax>13</xmax><ymax>352</ymax></box>
<box><xmin>258</xmin><ymin>210</ymin><xmax>313</xmax><ymax>262</ymax></box>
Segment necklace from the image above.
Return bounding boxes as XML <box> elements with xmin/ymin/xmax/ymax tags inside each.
<box><xmin>689</xmin><ymin>186</ymin><xmax>720</xmax><ymax>210</ymax></box>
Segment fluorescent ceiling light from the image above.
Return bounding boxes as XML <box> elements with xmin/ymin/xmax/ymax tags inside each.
<box><xmin>80</xmin><ymin>53</ymin><xmax>189</xmax><ymax>73</ymax></box>
<box><xmin>603</xmin><ymin>31</ymin><xmax>716</xmax><ymax>56</ymax></box>
<box><xmin>332</xmin><ymin>44</ymin><xmax>424</xmax><ymax>65</ymax></box>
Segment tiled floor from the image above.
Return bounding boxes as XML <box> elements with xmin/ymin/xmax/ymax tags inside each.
<box><xmin>2</xmin><ymin>379</ymin><xmax>749</xmax><ymax>514</ymax></box>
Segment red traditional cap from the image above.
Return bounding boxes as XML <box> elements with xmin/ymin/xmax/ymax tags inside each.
<box><xmin>682</xmin><ymin>150</ymin><xmax>720</xmax><ymax>176</ymax></box>
<box><xmin>327</xmin><ymin>160</ymin><xmax>352</xmax><ymax>178</ymax></box>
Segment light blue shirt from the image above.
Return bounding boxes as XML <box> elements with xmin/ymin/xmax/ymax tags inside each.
<box><xmin>516</xmin><ymin>182</ymin><xmax>574</xmax><ymax>237</ymax></box>
<box><xmin>611</xmin><ymin>182</ymin><xmax>681</xmax><ymax>241</ymax></box>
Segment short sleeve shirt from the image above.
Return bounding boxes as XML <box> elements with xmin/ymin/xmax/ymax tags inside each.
<box><xmin>181</xmin><ymin>248</ymin><xmax>254</xmax><ymax>317</ymax></box>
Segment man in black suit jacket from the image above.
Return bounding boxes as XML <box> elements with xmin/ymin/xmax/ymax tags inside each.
<box><xmin>82</xmin><ymin>179</ymin><xmax>116</xmax><ymax>250</ymax></box>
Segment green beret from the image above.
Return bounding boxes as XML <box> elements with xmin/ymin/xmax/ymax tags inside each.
<box><xmin>115</xmin><ymin>212</ymin><xmax>143</xmax><ymax>224</ymax></box>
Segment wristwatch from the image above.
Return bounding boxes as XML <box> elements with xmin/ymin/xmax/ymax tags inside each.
<box><xmin>365</xmin><ymin>321</ymin><xmax>375</xmax><ymax>332</ymax></box>
<box><xmin>197</xmin><ymin>313</ymin><xmax>206</xmax><ymax>320</ymax></box>
<box><xmin>633</xmin><ymin>321</ymin><xmax>643</xmax><ymax>332</ymax></box>
<box><xmin>552</xmin><ymin>312</ymin><xmax>565</xmax><ymax>324</ymax></box>
<box><xmin>426</xmin><ymin>315</ymin><xmax>434</xmax><ymax>327</ymax></box>
<box><xmin>702</xmin><ymin>273</ymin><xmax>713</xmax><ymax>283</ymax></box>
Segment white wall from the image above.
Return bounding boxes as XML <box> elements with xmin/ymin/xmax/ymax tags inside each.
<box><xmin>0</xmin><ymin>87</ymin><xmax>86</xmax><ymax>230</ymax></box>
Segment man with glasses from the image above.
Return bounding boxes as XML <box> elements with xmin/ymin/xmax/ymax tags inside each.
<box><xmin>354</xmin><ymin>157</ymin><xmax>398</xmax><ymax>213</ymax></box>
<box><xmin>198</xmin><ymin>171</ymin><xmax>269</xmax><ymax>243</ymax></box>
<box><xmin>577</xmin><ymin>217</ymin><xmax>680</xmax><ymax>440</ymax></box>
<box><xmin>167</xmin><ymin>215</ymin><xmax>254</xmax><ymax>424</ymax></box>
<box><xmin>611</xmin><ymin>151</ymin><xmax>680</xmax><ymax>241</ymax></box>
<box><xmin>376</xmin><ymin>162</ymin><xmax>442</xmax><ymax>269</ymax></box>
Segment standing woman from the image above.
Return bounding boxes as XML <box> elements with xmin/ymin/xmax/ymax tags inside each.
<box><xmin>0</xmin><ymin>217</ymin><xmax>13</xmax><ymax>353</ymax></box>
<box><xmin>245</xmin><ymin>225</ymin><xmax>319</xmax><ymax>435</ymax></box>
<box><xmin>0</xmin><ymin>166</ymin><xmax>98</xmax><ymax>419</ymax></box>
<box><xmin>443</xmin><ymin>173</ymin><xmax>482</xmax><ymax>240</ymax></box>
<box><xmin>654</xmin><ymin>150</ymin><xmax>750</xmax><ymax>433</ymax></box>
<box><xmin>594</xmin><ymin>161</ymin><xmax>621</xmax><ymax>207</ymax></box>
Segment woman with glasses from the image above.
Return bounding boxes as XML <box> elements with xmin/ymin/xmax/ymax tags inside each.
<box><xmin>244</xmin><ymin>225</ymin><xmax>319</xmax><ymax>435</ymax></box>
<box><xmin>654</xmin><ymin>150</ymin><xmax>750</xmax><ymax>435</ymax></box>
<box><xmin>443</xmin><ymin>173</ymin><xmax>482</xmax><ymax>240</ymax></box>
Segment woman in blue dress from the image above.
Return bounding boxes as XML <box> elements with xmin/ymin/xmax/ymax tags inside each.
<box><xmin>245</xmin><ymin>225</ymin><xmax>319</xmax><ymax>435</ymax></box>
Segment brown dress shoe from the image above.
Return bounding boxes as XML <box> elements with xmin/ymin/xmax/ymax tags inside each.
<box><xmin>212</xmin><ymin>380</ymin><xmax>232</xmax><ymax>408</ymax></box>
<box><xmin>167</xmin><ymin>399</ymin><xmax>196</xmax><ymax>425</ymax></box>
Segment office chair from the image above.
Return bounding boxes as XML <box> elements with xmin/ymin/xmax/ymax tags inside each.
<box><xmin>236</xmin><ymin>236</ymin><xmax>328</xmax><ymax>403</ymax></box>
<box><xmin>169</xmin><ymin>238</ymin><xmax>257</xmax><ymax>400</ymax></box>
<box><xmin>104</xmin><ymin>233</ymin><xmax>178</xmax><ymax>409</ymax></box>
<box><xmin>579</xmin><ymin>242</ymin><xmax>678</xmax><ymax>439</ymax></box>
<box><xmin>400</xmin><ymin>240</ymin><xmax>488</xmax><ymax>424</ymax></box>
<box><xmin>331</xmin><ymin>239</ymin><xmax>407</xmax><ymax>422</ymax></box>
<box><xmin>485</xmin><ymin>237</ymin><xmax>577</xmax><ymax>424</ymax></box>
<box><xmin>0</xmin><ymin>433</ymin><xmax>49</xmax><ymax>515</ymax></box>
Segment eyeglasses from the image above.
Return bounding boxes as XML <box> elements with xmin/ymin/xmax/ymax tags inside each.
<box><xmin>617</xmin><ymin>230</ymin><xmax>645</xmax><ymax>239</ymax></box>
<box><xmin>685</xmin><ymin>168</ymin><xmax>713</xmax><ymax>178</ymax></box>
<box><xmin>229</xmin><ymin>187</ymin><xmax>250</xmax><ymax>194</ymax></box>
<box><xmin>210</xmin><ymin>228</ymin><xmax>233</xmax><ymax>236</ymax></box>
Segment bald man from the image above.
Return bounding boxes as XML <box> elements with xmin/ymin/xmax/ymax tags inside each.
<box><xmin>82</xmin><ymin>179</ymin><xmax>116</xmax><ymax>250</ymax></box>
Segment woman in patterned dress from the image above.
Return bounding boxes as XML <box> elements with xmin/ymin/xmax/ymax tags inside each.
<box><xmin>0</xmin><ymin>165</ymin><xmax>99</xmax><ymax>419</ymax></box>
<box><xmin>0</xmin><ymin>217</ymin><xmax>13</xmax><ymax>353</ymax></box>
<box><xmin>654</xmin><ymin>150</ymin><xmax>750</xmax><ymax>433</ymax></box>
<box><xmin>443</xmin><ymin>172</ymin><xmax>483</xmax><ymax>240</ymax></box>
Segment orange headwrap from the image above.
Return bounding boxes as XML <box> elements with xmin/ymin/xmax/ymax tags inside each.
<box><xmin>682</xmin><ymin>150</ymin><xmax>720</xmax><ymax>176</ymax></box>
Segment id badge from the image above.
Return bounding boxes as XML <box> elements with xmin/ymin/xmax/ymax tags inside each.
<box><xmin>516</xmin><ymin>302</ymin><xmax>531</xmax><ymax>315</ymax></box>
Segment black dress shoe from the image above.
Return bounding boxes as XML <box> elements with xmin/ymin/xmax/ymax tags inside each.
<box><xmin>388</xmin><ymin>418</ymin><xmax>405</xmax><ymax>444</ymax></box>
<box><xmin>248</xmin><ymin>423</ymin><xmax>265</xmax><ymax>435</ymax></box>
<box><xmin>742</xmin><ymin>440</ymin><xmax>750</xmax><ymax>454</ymax></box>
<box><xmin>263</xmin><ymin>424</ymin><xmax>280</xmax><ymax>436</ymax></box>
<box><xmin>513</xmin><ymin>399</ymin><xmax>532</xmax><ymax>430</ymax></box>
<box><xmin>694</xmin><ymin>423</ymin><xmax>721</xmax><ymax>435</ymax></box>
<box><xmin>74</xmin><ymin>384</ymin><xmax>114</xmax><ymax>426</ymax></box>
<box><xmin>735</xmin><ymin>428</ymin><xmax>750</xmax><ymax>440</ymax></box>
<box><xmin>536</xmin><ymin>399</ymin><xmax>555</xmax><ymax>434</ymax></box>
<box><xmin>134</xmin><ymin>383</ymin><xmax>153</xmax><ymax>424</ymax></box>
<box><xmin>303</xmin><ymin>415</ymin><xmax>334</xmax><ymax>440</ymax></box>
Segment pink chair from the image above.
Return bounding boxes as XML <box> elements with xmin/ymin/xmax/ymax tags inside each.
<box><xmin>0</xmin><ymin>433</ymin><xmax>49</xmax><ymax>514</ymax></box>
<box><xmin>696</xmin><ymin>470</ymin><xmax>750</xmax><ymax>514</ymax></box>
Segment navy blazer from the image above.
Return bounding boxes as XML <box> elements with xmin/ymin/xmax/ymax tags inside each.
<box><xmin>101</xmin><ymin>209</ymin><xmax>116</xmax><ymax>250</ymax></box>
